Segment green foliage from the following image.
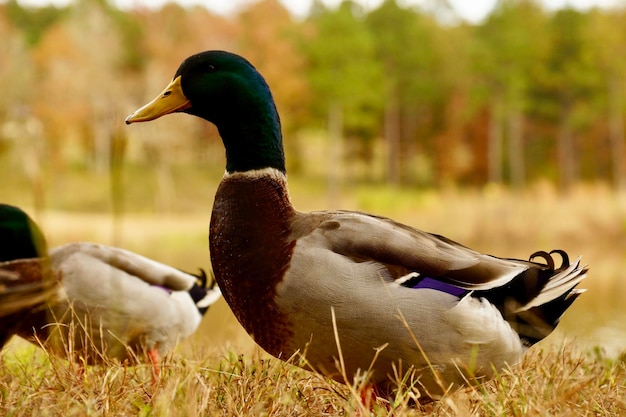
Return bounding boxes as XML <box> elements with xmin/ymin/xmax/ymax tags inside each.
<box><xmin>0</xmin><ymin>0</ymin><xmax>625</xmax><ymax>189</ymax></box>
<box><xmin>367</xmin><ymin>0</ymin><xmax>433</xmax><ymax>102</ymax></box>
<box><xmin>4</xmin><ymin>0</ymin><xmax>68</xmax><ymax>45</ymax></box>
<box><xmin>473</xmin><ymin>0</ymin><xmax>548</xmax><ymax>108</ymax></box>
<box><xmin>539</xmin><ymin>8</ymin><xmax>604</xmax><ymax>126</ymax></box>
<box><xmin>302</xmin><ymin>1</ymin><xmax>383</xmax><ymax>139</ymax></box>
<box><xmin>108</xmin><ymin>6</ymin><xmax>146</xmax><ymax>72</ymax></box>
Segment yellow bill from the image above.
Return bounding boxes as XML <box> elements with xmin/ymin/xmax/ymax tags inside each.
<box><xmin>125</xmin><ymin>76</ymin><xmax>191</xmax><ymax>124</ymax></box>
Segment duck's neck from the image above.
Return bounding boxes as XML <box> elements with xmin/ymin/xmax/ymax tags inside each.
<box><xmin>216</xmin><ymin>103</ymin><xmax>286</xmax><ymax>174</ymax></box>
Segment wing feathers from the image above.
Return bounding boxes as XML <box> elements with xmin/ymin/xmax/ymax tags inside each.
<box><xmin>315</xmin><ymin>211</ymin><xmax>529</xmax><ymax>288</ymax></box>
<box><xmin>49</xmin><ymin>243</ymin><xmax>196</xmax><ymax>291</ymax></box>
<box><xmin>306</xmin><ymin>211</ymin><xmax>587</xmax><ymax>307</ymax></box>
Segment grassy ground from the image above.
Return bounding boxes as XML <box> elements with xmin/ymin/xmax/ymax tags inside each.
<box><xmin>1</xmin><ymin>338</ymin><xmax>624</xmax><ymax>416</ymax></box>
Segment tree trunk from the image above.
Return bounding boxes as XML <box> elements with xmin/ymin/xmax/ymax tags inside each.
<box><xmin>508</xmin><ymin>107</ymin><xmax>525</xmax><ymax>188</ymax></box>
<box><xmin>385</xmin><ymin>94</ymin><xmax>401</xmax><ymax>185</ymax></box>
<box><xmin>109</xmin><ymin>128</ymin><xmax>127</xmax><ymax>246</ymax></box>
<box><xmin>488</xmin><ymin>99</ymin><xmax>503</xmax><ymax>184</ymax></box>
<box><xmin>150</xmin><ymin>146</ymin><xmax>174</xmax><ymax>213</ymax></box>
<box><xmin>91</xmin><ymin>94</ymin><xmax>111</xmax><ymax>175</ymax></box>
<box><xmin>327</xmin><ymin>101</ymin><xmax>343</xmax><ymax>206</ymax></box>
<box><xmin>557</xmin><ymin>105</ymin><xmax>576</xmax><ymax>192</ymax></box>
<box><xmin>402</xmin><ymin>104</ymin><xmax>419</xmax><ymax>185</ymax></box>
<box><xmin>608</xmin><ymin>75</ymin><xmax>625</xmax><ymax>192</ymax></box>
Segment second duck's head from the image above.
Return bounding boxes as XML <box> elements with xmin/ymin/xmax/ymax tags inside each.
<box><xmin>0</xmin><ymin>204</ymin><xmax>48</xmax><ymax>262</ymax></box>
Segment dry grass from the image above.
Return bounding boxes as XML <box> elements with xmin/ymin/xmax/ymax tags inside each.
<box><xmin>1</xmin><ymin>338</ymin><xmax>624</xmax><ymax>416</ymax></box>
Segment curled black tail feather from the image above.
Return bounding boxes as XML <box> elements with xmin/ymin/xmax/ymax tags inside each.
<box><xmin>475</xmin><ymin>249</ymin><xmax>587</xmax><ymax>347</ymax></box>
<box><xmin>183</xmin><ymin>268</ymin><xmax>221</xmax><ymax>316</ymax></box>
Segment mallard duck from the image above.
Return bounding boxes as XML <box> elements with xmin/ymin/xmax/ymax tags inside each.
<box><xmin>0</xmin><ymin>204</ymin><xmax>221</xmax><ymax>377</ymax></box>
<box><xmin>0</xmin><ymin>261</ymin><xmax>58</xmax><ymax>321</ymax></box>
<box><xmin>126</xmin><ymin>50</ymin><xmax>587</xmax><ymax>397</ymax></box>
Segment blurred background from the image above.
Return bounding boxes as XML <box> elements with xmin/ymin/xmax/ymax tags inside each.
<box><xmin>1</xmin><ymin>0</ymin><xmax>625</xmax><ymax>357</ymax></box>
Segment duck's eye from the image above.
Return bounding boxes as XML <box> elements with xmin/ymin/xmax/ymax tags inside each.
<box><xmin>207</xmin><ymin>64</ymin><xmax>216</xmax><ymax>72</ymax></box>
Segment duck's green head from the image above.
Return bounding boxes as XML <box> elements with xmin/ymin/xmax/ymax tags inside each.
<box><xmin>0</xmin><ymin>204</ymin><xmax>47</xmax><ymax>262</ymax></box>
<box><xmin>126</xmin><ymin>50</ymin><xmax>286</xmax><ymax>174</ymax></box>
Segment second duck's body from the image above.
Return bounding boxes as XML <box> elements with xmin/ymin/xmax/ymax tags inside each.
<box><xmin>0</xmin><ymin>204</ymin><xmax>221</xmax><ymax>371</ymax></box>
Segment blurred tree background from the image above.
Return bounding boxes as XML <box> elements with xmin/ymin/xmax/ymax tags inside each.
<box><xmin>1</xmin><ymin>0</ymin><xmax>626</xmax><ymax>213</ymax></box>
